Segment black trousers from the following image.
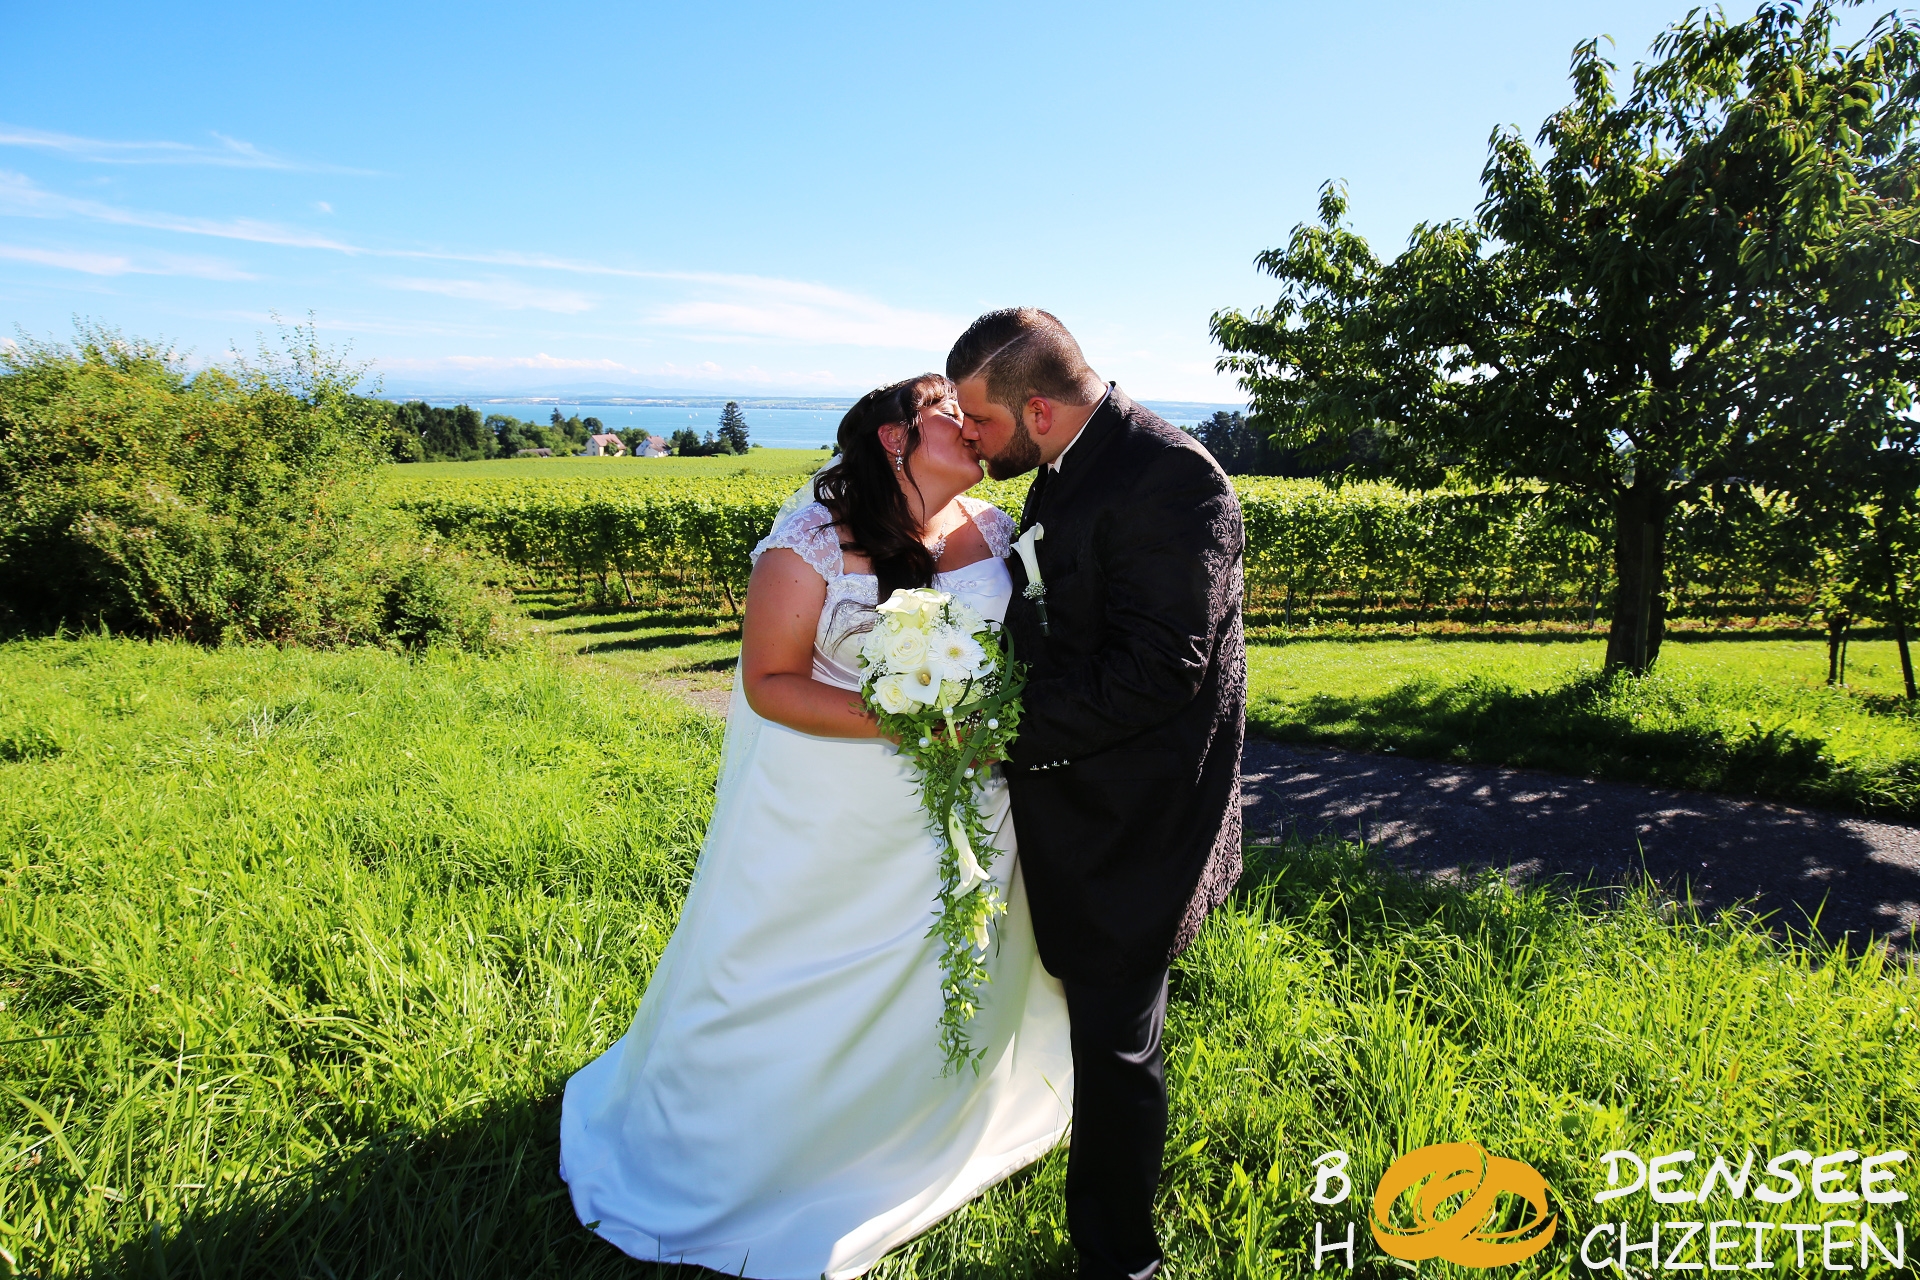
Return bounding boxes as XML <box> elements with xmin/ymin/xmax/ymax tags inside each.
<box><xmin>1062</xmin><ymin>968</ymin><xmax>1170</xmax><ymax>1280</ymax></box>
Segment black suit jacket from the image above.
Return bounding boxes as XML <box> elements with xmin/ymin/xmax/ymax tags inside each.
<box><xmin>1003</xmin><ymin>387</ymin><xmax>1246</xmax><ymax>984</ymax></box>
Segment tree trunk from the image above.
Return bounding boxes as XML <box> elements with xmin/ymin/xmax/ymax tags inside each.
<box><xmin>1604</xmin><ymin>485</ymin><xmax>1669</xmax><ymax>673</ymax></box>
<box><xmin>1876</xmin><ymin>513</ymin><xmax>1918</xmax><ymax>700</ymax></box>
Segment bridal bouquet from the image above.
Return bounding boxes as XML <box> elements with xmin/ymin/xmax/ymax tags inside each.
<box><xmin>858</xmin><ymin>587</ymin><xmax>1025</xmax><ymax>1073</ymax></box>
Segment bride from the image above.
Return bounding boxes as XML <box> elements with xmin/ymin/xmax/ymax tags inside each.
<box><xmin>559</xmin><ymin>373</ymin><xmax>1073</xmax><ymax>1278</ymax></box>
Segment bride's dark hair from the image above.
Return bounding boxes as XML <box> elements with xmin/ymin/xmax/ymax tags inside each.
<box><xmin>814</xmin><ymin>373</ymin><xmax>955</xmax><ymax>602</ymax></box>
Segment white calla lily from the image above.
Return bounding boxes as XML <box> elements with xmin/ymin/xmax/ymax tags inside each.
<box><xmin>970</xmin><ymin>911</ymin><xmax>992</xmax><ymax>953</ymax></box>
<box><xmin>948</xmin><ymin>809</ymin><xmax>990</xmax><ymax>896</ymax></box>
<box><xmin>901</xmin><ymin>665</ymin><xmax>943</xmax><ymax>706</ymax></box>
<box><xmin>1012</xmin><ymin>524</ymin><xmax>1045</xmax><ymax>586</ymax></box>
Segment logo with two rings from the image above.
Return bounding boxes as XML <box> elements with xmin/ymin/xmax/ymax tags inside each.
<box><xmin>1368</xmin><ymin>1142</ymin><xmax>1559</xmax><ymax>1267</ymax></box>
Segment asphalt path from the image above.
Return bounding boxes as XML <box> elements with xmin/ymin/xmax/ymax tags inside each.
<box><xmin>689</xmin><ymin>687</ymin><xmax>1919</xmax><ymax>954</ymax></box>
<box><xmin>1240</xmin><ymin>739</ymin><xmax>1920</xmax><ymax>956</ymax></box>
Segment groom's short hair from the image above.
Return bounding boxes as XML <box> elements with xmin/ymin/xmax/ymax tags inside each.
<box><xmin>946</xmin><ymin>308</ymin><xmax>1105</xmax><ymax>418</ymax></box>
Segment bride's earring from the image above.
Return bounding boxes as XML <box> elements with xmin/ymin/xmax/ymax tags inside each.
<box><xmin>893</xmin><ymin>451</ymin><xmax>903</xmax><ymax>473</ymax></box>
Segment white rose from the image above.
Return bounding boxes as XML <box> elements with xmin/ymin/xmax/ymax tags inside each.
<box><xmin>947</xmin><ymin>600</ymin><xmax>985</xmax><ymax>637</ymax></box>
<box><xmin>884</xmin><ymin>626</ymin><xmax>929</xmax><ymax>668</ymax></box>
<box><xmin>873</xmin><ymin>673</ymin><xmax>916</xmax><ymax>715</ymax></box>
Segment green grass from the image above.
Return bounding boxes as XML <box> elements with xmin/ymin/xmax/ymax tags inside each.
<box><xmin>1249</xmin><ymin>634</ymin><xmax>1920</xmax><ymax>815</ymax></box>
<box><xmin>509</xmin><ymin>583</ymin><xmax>1920</xmax><ymax>816</ymax></box>
<box><xmin>503</xmin><ymin>584</ymin><xmax>1920</xmax><ymax>816</ymax></box>
<box><xmin>4</xmin><ymin>637</ymin><xmax>1916</xmax><ymax>1278</ymax></box>
<box><xmin>386</xmin><ymin>449</ymin><xmax>832</xmax><ymax>486</ymax></box>
<box><xmin>518</xmin><ymin>592</ymin><xmax>741</xmax><ymax>709</ymax></box>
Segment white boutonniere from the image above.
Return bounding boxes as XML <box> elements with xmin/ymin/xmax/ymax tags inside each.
<box><xmin>1012</xmin><ymin>524</ymin><xmax>1049</xmax><ymax>635</ymax></box>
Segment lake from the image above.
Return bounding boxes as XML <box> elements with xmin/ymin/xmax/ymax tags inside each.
<box><xmin>416</xmin><ymin>399</ymin><xmax>1235</xmax><ymax>450</ymax></box>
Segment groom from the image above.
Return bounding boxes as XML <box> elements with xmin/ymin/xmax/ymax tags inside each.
<box><xmin>948</xmin><ymin>309</ymin><xmax>1246</xmax><ymax>1279</ymax></box>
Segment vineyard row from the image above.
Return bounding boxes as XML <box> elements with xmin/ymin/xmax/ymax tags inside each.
<box><xmin>394</xmin><ymin>476</ymin><xmax>1830</xmax><ymax>627</ymax></box>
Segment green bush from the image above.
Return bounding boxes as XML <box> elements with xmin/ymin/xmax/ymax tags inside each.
<box><xmin>0</xmin><ymin>326</ymin><xmax>507</xmax><ymax>650</ymax></box>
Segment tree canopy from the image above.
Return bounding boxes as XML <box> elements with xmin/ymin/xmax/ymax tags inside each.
<box><xmin>1213</xmin><ymin>1</ymin><xmax>1920</xmax><ymax>670</ymax></box>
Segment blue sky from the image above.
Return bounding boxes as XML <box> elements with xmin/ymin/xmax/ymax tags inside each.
<box><xmin>0</xmin><ymin>1</ymin><xmax>1854</xmax><ymax>401</ymax></box>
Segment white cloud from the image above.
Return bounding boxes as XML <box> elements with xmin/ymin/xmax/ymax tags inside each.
<box><xmin>314</xmin><ymin>201</ymin><xmax>333</xmax><ymax>214</ymax></box>
<box><xmin>0</xmin><ymin>170</ymin><xmax>362</xmax><ymax>252</ymax></box>
<box><xmin>0</xmin><ymin>125</ymin><xmax>370</xmax><ymax>173</ymax></box>
<box><xmin>0</xmin><ymin>242</ymin><xmax>255</xmax><ymax>280</ymax></box>
<box><xmin>0</xmin><ymin>170</ymin><xmax>965</xmax><ymax>354</ymax></box>
<box><xmin>648</xmin><ymin>273</ymin><xmax>957</xmax><ymax>351</ymax></box>
<box><xmin>414</xmin><ymin>353</ymin><xmax>638</xmax><ymax>373</ymax></box>
<box><xmin>383</xmin><ymin>276</ymin><xmax>593</xmax><ymax>314</ymax></box>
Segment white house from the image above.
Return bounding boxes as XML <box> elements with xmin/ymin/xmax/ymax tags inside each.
<box><xmin>638</xmin><ymin>434</ymin><xmax>670</xmax><ymax>457</ymax></box>
<box><xmin>583</xmin><ymin>433</ymin><xmax>628</xmax><ymax>457</ymax></box>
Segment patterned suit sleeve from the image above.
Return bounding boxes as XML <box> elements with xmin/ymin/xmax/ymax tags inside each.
<box><xmin>1008</xmin><ymin>449</ymin><xmax>1242</xmax><ymax>766</ymax></box>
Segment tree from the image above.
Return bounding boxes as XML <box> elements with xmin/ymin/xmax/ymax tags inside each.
<box><xmin>387</xmin><ymin>407</ymin><xmax>425</xmax><ymax>462</ymax></box>
<box><xmin>395</xmin><ymin>402</ymin><xmax>494</xmax><ymax>461</ymax></box>
<box><xmin>1213</xmin><ymin>3</ymin><xmax>1920</xmax><ymax>671</ymax></box>
<box><xmin>716</xmin><ymin>401</ymin><xmax>750</xmax><ymax>454</ymax></box>
<box><xmin>1803</xmin><ymin>408</ymin><xmax>1920</xmax><ymax>697</ymax></box>
<box><xmin>1193</xmin><ymin>411</ymin><xmax>1265</xmax><ymax>474</ymax></box>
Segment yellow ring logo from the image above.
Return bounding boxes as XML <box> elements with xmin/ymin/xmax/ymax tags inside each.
<box><xmin>1370</xmin><ymin>1142</ymin><xmax>1559</xmax><ymax>1267</ymax></box>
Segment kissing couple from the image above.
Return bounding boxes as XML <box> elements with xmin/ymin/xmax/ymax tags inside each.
<box><xmin>560</xmin><ymin>308</ymin><xmax>1247</xmax><ymax>1279</ymax></box>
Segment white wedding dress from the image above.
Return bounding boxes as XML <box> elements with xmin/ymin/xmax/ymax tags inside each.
<box><xmin>559</xmin><ymin>496</ymin><xmax>1073</xmax><ymax>1279</ymax></box>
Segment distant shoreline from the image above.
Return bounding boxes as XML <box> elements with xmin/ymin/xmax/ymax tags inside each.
<box><xmin>382</xmin><ymin>393</ymin><xmax>1249</xmax><ymax>417</ymax></box>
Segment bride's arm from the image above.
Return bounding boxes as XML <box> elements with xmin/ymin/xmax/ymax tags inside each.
<box><xmin>740</xmin><ymin>548</ymin><xmax>883</xmax><ymax>738</ymax></box>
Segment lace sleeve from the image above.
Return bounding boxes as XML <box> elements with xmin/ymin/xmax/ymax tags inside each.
<box><xmin>751</xmin><ymin>501</ymin><xmax>844</xmax><ymax>582</ymax></box>
<box><xmin>963</xmin><ymin>499</ymin><xmax>1016</xmax><ymax>560</ymax></box>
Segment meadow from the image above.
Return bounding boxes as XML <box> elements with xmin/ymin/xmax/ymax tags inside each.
<box><xmin>3</xmin><ymin>636</ymin><xmax>1916</xmax><ymax>1279</ymax></box>
<box><xmin>382</xmin><ymin>448</ymin><xmax>833</xmax><ymax>492</ymax></box>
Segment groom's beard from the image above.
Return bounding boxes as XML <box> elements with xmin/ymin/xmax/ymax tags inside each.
<box><xmin>983</xmin><ymin>418</ymin><xmax>1043</xmax><ymax>480</ymax></box>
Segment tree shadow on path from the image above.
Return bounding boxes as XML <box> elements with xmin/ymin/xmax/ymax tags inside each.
<box><xmin>1241</xmin><ymin>739</ymin><xmax>1920</xmax><ymax>957</ymax></box>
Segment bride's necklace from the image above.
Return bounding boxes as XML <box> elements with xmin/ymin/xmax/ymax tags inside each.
<box><xmin>924</xmin><ymin>510</ymin><xmax>965</xmax><ymax>564</ymax></box>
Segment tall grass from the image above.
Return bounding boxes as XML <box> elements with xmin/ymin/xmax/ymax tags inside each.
<box><xmin>4</xmin><ymin>638</ymin><xmax>1915</xmax><ymax>1278</ymax></box>
<box><xmin>0</xmin><ymin>639</ymin><xmax>717</xmax><ymax>1277</ymax></box>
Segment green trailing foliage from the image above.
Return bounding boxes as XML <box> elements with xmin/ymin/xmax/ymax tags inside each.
<box><xmin>0</xmin><ymin>327</ymin><xmax>509</xmax><ymax>650</ymax></box>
